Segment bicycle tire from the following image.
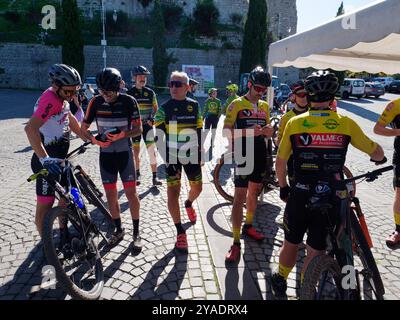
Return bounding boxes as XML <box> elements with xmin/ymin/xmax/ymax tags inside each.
<box><xmin>300</xmin><ymin>255</ymin><xmax>344</xmax><ymax>300</ymax></box>
<box><xmin>42</xmin><ymin>207</ymin><xmax>104</xmax><ymax>300</ymax></box>
<box><xmin>75</xmin><ymin>173</ymin><xmax>113</xmax><ymax>223</ymax></box>
<box><xmin>213</xmin><ymin>152</ymin><xmax>234</xmax><ymax>203</ymax></box>
<box><xmin>350</xmin><ymin>209</ymin><xmax>385</xmax><ymax>299</ymax></box>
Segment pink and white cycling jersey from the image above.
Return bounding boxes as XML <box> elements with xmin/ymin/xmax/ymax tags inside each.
<box><xmin>33</xmin><ymin>88</ymin><xmax>70</xmax><ymax>145</ymax></box>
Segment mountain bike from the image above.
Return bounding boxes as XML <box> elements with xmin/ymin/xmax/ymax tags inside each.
<box><xmin>28</xmin><ymin>142</ymin><xmax>113</xmax><ymax>300</ymax></box>
<box><xmin>213</xmin><ymin>138</ymin><xmax>357</xmax><ymax>204</ymax></box>
<box><xmin>300</xmin><ymin>165</ymin><xmax>392</xmax><ymax>300</ymax></box>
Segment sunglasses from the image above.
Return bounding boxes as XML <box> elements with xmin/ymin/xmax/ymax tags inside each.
<box><xmin>295</xmin><ymin>92</ymin><xmax>307</xmax><ymax>98</ymax></box>
<box><xmin>252</xmin><ymin>85</ymin><xmax>268</xmax><ymax>93</ymax></box>
<box><xmin>61</xmin><ymin>88</ymin><xmax>79</xmax><ymax>96</ymax></box>
<box><xmin>99</xmin><ymin>89</ymin><xmax>117</xmax><ymax>96</ymax></box>
<box><xmin>168</xmin><ymin>81</ymin><xmax>184</xmax><ymax>88</ymax></box>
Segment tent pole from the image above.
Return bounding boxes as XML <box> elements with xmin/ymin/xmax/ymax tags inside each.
<box><xmin>268</xmin><ymin>66</ymin><xmax>274</xmax><ymax>110</ymax></box>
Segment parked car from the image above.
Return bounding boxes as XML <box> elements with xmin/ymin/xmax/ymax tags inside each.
<box><xmin>387</xmin><ymin>80</ymin><xmax>400</xmax><ymax>94</ymax></box>
<box><xmin>276</xmin><ymin>84</ymin><xmax>291</xmax><ymax>104</ymax></box>
<box><xmin>372</xmin><ymin>77</ymin><xmax>394</xmax><ymax>90</ymax></box>
<box><xmin>364</xmin><ymin>82</ymin><xmax>385</xmax><ymax>98</ymax></box>
<box><xmin>340</xmin><ymin>78</ymin><xmax>366</xmax><ymax>99</ymax></box>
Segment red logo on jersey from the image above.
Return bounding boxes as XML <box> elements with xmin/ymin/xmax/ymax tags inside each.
<box><xmin>296</xmin><ymin>133</ymin><xmax>348</xmax><ymax>148</ymax></box>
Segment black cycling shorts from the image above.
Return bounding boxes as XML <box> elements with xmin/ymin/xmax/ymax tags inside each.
<box><xmin>234</xmin><ymin>142</ymin><xmax>267</xmax><ymax>188</ymax></box>
<box><xmin>393</xmin><ymin>149</ymin><xmax>400</xmax><ymax>188</ymax></box>
<box><xmin>283</xmin><ymin>184</ymin><xmax>340</xmax><ymax>251</ymax></box>
<box><xmin>132</xmin><ymin>123</ymin><xmax>155</xmax><ymax>147</ymax></box>
<box><xmin>100</xmin><ymin>151</ymin><xmax>136</xmax><ymax>189</ymax></box>
<box><xmin>31</xmin><ymin>142</ymin><xmax>69</xmax><ymax>202</ymax></box>
<box><xmin>165</xmin><ymin>162</ymin><xmax>202</xmax><ymax>187</ymax></box>
<box><xmin>204</xmin><ymin>116</ymin><xmax>219</xmax><ymax>130</ymax></box>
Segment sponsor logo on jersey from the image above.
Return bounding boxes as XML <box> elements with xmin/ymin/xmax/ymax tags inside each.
<box><xmin>297</xmin><ymin>133</ymin><xmax>347</xmax><ymax>147</ymax></box>
<box><xmin>144</xmin><ymin>92</ymin><xmax>149</xmax><ymax>97</ymax></box>
<box><xmin>242</xmin><ymin>110</ymin><xmax>252</xmax><ymax>117</ymax></box>
<box><xmin>323</xmin><ymin>119</ymin><xmax>340</xmax><ymax>130</ymax></box>
<box><xmin>187</xmin><ymin>105</ymin><xmax>193</xmax><ymax>112</ymax></box>
<box><xmin>302</xmin><ymin>119</ymin><xmax>317</xmax><ymax>128</ymax></box>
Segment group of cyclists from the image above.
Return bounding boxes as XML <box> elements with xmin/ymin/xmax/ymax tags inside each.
<box><xmin>25</xmin><ymin>62</ymin><xmax>400</xmax><ymax>299</ymax></box>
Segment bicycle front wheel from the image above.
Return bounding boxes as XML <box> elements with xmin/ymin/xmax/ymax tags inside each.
<box><xmin>300</xmin><ymin>255</ymin><xmax>344</xmax><ymax>300</ymax></box>
<box><xmin>213</xmin><ymin>152</ymin><xmax>235</xmax><ymax>203</ymax></box>
<box><xmin>350</xmin><ymin>209</ymin><xmax>385</xmax><ymax>299</ymax></box>
<box><xmin>42</xmin><ymin>207</ymin><xmax>104</xmax><ymax>300</ymax></box>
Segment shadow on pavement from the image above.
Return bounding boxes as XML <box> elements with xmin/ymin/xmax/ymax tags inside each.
<box><xmin>206</xmin><ymin>202</ymin><xmax>233</xmax><ymax>237</ymax></box>
<box><xmin>0</xmin><ymin>244</ymin><xmax>67</xmax><ymax>300</ymax></box>
<box><xmin>130</xmin><ymin>249</ymin><xmax>188</xmax><ymax>300</ymax></box>
<box><xmin>14</xmin><ymin>146</ymin><xmax>32</xmax><ymax>153</ymax></box>
<box><xmin>338</xmin><ymin>100</ymin><xmax>381</xmax><ymax>123</ymax></box>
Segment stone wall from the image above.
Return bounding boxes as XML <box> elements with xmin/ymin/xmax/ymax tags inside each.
<box><xmin>0</xmin><ymin>43</ymin><xmax>242</xmax><ymax>90</ymax></box>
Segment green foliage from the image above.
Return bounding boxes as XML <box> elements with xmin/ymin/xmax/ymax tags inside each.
<box><xmin>239</xmin><ymin>0</ymin><xmax>268</xmax><ymax>75</ymax></box>
<box><xmin>61</xmin><ymin>0</ymin><xmax>85</xmax><ymax>77</ymax></box>
<box><xmin>193</xmin><ymin>0</ymin><xmax>219</xmax><ymax>36</ymax></box>
<box><xmin>152</xmin><ymin>0</ymin><xmax>176</xmax><ymax>88</ymax></box>
<box><xmin>161</xmin><ymin>3</ymin><xmax>183</xmax><ymax>31</ymax></box>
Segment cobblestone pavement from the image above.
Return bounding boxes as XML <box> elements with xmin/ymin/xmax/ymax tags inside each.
<box><xmin>0</xmin><ymin>89</ymin><xmax>399</xmax><ymax>300</ymax></box>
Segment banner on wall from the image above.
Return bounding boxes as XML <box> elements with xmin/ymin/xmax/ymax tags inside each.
<box><xmin>182</xmin><ymin>65</ymin><xmax>215</xmax><ymax>98</ymax></box>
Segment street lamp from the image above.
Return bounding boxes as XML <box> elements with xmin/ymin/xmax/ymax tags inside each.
<box><xmin>101</xmin><ymin>0</ymin><xmax>107</xmax><ymax>69</ymax></box>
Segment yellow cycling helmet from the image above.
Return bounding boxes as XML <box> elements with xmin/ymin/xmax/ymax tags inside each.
<box><xmin>226</xmin><ymin>83</ymin><xmax>239</xmax><ymax>93</ymax></box>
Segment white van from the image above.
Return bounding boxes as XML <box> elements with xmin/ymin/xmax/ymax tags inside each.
<box><xmin>340</xmin><ymin>78</ymin><xmax>366</xmax><ymax>99</ymax></box>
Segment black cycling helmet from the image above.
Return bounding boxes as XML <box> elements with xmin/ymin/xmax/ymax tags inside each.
<box><xmin>48</xmin><ymin>64</ymin><xmax>82</xmax><ymax>87</ymax></box>
<box><xmin>249</xmin><ymin>66</ymin><xmax>272</xmax><ymax>87</ymax></box>
<box><xmin>305</xmin><ymin>70</ymin><xmax>339</xmax><ymax>102</ymax></box>
<box><xmin>132</xmin><ymin>65</ymin><xmax>151</xmax><ymax>76</ymax></box>
<box><xmin>96</xmin><ymin>67</ymin><xmax>122</xmax><ymax>92</ymax></box>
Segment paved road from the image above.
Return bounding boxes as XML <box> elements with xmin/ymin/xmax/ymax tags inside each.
<box><xmin>0</xmin><ymin>89</ymin><xmax>399</xmax><ymax>300</ymax></box>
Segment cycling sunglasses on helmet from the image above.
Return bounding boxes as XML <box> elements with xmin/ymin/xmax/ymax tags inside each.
<box><xmin>168</xmin><ymin>81</ymin><xmax>185</xmax><ymax>88</ymax></box>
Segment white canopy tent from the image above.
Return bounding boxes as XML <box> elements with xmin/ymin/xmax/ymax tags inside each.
<box><xmin>267</xmin><ymin>0</ymin><xmax>400</xmax><ymax>105</ymax></box>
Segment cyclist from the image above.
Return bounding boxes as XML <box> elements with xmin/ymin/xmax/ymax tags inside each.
<box><xmin>127</xmin><ymin>65</ymin><xmax>162</xmax><ymax>186</ymax></box>
<box><xmin>271</xmin><ymin>70</ymin><xmax>385</xmax><ymax>298</ymax></box>
<box><xmin>25</xmin><ymin>64</ymin><xmax>85</xmax><ymax>237</ymax></box>
<box><xmin>154</xmin><ymin>71</ymin><xmax>203</xmax><ymax>252</ymax></box>
<box><xmin>222</xmin><ymin>83</ymin><xmax>239</xmax><ymax>115</ymax></box>
<box><xmin>81</xmin><ymin>68</ymin><xmax>143</xmax><ymax>248</ymax></box>
<box><xmin>223</xmin><ymin>66</ymin><xmax>274</xmax><ymax>262</ymax></box>
<box><xmin>187</xmin><ymin>78</ymin><xmax>199</xmax><ymax>99</ymax></box>
<box><xmin>203</xmin><ymin>88</ymin><xmax>222</xmax><ymax>151</ymax></box>
<box><xmin>374</xmin><ymin>98</ymin><xmax>400</xmax><ymax>247</ymax></box>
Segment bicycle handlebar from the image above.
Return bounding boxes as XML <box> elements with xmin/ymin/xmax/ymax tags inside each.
<box><xmin>334</xmin><ymin>165</ymin><xmax>393</xmax><ymax>188</ymax></box>
<box><xmin>66</xmin><ymin>141</ymin><xmax>91</xmax><ymax>159</ymax></box>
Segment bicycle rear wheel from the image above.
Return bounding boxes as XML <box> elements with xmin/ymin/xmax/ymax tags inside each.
<box><xmin>350</xmin><ymin>209</ymin><xmax>385</xmax><ymax>299</ymax></box>
<box><xmin>213</xmin><ymin>152</ymin><xmax>235</xmax><ymax>203</ymax></box>
<box><xmin>42</xmin><ymin>207</ymin><xmax>104</xmax><ymax>300</ymax></box>
<box><xmin>300</xmin><ymin>255</ymin><xmax>344</xmax><ymax>300</ymax></box>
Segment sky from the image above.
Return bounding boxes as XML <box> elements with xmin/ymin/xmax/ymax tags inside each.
<box><xmin>296</xmin><ymin>0</ymin><xmax>381</xmax><ymax>33</ymax></box>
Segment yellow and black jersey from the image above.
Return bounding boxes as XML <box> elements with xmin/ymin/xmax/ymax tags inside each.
<box><xmin>377</xmin><ymin>98</ymin><xmax>400</xmax><ymax>129</ymax></box>
<box><xmin>224</xmin><ymin>96</ymin><xmax>270</xmax><ymax>129</ymax></box>
<box><xmin>277</xmin><ymin>109</ymin><xmax>307</xmax><ymax>143</ymax></box>
<box><xmin>154</xmin><ymin>98</ymin><xmax>202</xmax><ymax>158</ymax></box>
<box><xmin>127</xmin><ymin>86</ymin><xmax>158</xmax><ymax>122</ymax></box>
<box><xmin>277</xmin><ymin>109</ymin><xmax>378</xmax><ymax>180</ymax></box>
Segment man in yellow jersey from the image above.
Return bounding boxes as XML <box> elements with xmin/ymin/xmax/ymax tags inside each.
<box><xmin>271</xmin><ymin>70</ymin><xmax>386</xmax><ymax>298</ymax></box>
<box><xmin>127</xmin><ymin>65</ymin><xmax>162</xmax><ymax>186</ymax></box>
<box><xmin>374</xmin><ymin>98</ymin><xmax>400</xmax><ymax>247</ymax></box>
<box><xmin>276</xmin><ymin>81</ymin><xmax>309</xmax><ymax>185</ymax></box>
<box><xmin>223</xmin><ymin>66</ymin><xmax>274</xmax><ymax>262</ymax></box>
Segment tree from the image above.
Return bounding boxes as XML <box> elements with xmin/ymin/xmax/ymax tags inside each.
<box><xmin>239</xmin><ymin>0</ymin><xmax>268</xmax><ymax>76</ymax></box>
<box><xmin>192</xmin><ymin>0</ymin><xmax>220</xmax><ymax>36</ymax></box>
<box><xmin>336</xmin><ymin>2</ymin><xmax>345</xmax><ymax>16</ymax></box>
<box><xmin>61</xmin><ymin>0</ymin><xmax>85</xmax><ymax>78</ymax></box>
<box><xmin>152</xmin><ymin>0</ymin><xmax>175</xmax><ymax>89</ymax></box>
